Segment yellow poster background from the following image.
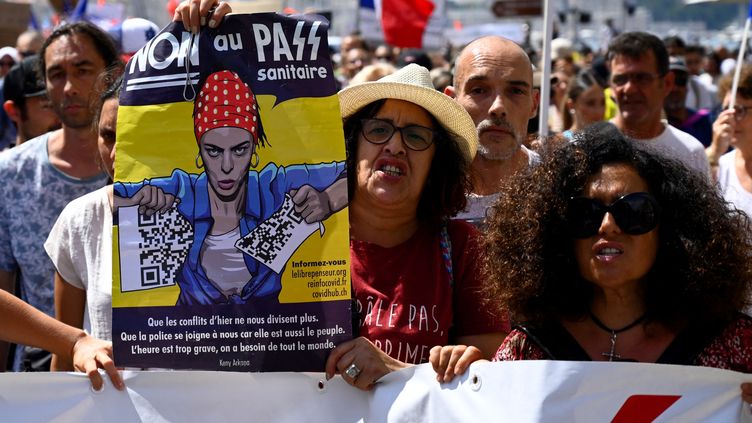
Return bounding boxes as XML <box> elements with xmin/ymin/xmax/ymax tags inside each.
<box><xmin>112</xmin><ymin>94</ymin><xmax>350</xmax><ymax>307</ymax></box>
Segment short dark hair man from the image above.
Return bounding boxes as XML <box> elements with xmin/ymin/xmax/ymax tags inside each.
<box><xmin>608</xmin><ymin>31</ymin><xmax>709</xmax><ymax>176</ymax></box>
<box><xmin>2</xmin><ymin>55</ymin><xmax>61</xmax><ymax>148</ymax></box>
<box><xmin>0</xmin><ymin>22</ymin><xmax>119</xmax><ymax>371</ymax></box>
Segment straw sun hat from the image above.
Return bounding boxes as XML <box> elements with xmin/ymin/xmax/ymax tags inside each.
<box><xmin>338</xmin><ymin>63</ymin><xmax>478</xmax><ymax>162</ymax></box>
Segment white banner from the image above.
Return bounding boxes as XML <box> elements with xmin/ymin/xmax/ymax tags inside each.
<box><xmin>0</xmin><ymin>361</ymin><xmax>750</xmax><ymax>422</ymax></box>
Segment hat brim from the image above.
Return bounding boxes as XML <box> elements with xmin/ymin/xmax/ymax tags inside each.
<box><xmin>338</xmin><ymin>81</ymin><xmax>477</xmax><ymax>162</ymax></box>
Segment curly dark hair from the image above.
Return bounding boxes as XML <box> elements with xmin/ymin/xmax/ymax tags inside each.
<box><xmin>343</xmin><ymin>100</ymin><xmax>470</xmax><ymax>224</ymax></box>
<box><xmin>483</xmin><ymin>122</ymin><xmax>752</xmax><ymax>327</ymax></box>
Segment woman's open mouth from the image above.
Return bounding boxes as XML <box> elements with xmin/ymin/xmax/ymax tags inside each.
<box><xmin>379</xmin><ymin>164</ymin><xmax>403</xmax><ymax>177</ymax></box>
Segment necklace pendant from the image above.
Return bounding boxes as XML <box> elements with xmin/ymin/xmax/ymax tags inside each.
<box><xmin>589</xmin><ymin>311</ymin><xmax>646</xmax><ymax>362</ymax></box>
<box><xmin>601</xmin><ymin>331</ymin><xmax>620</xmax><ymax>362</ymax></box>
<box><xmin>601</xmin><ymin>351</ymin><xmax>621</xmax><ymax>361</ymax></box>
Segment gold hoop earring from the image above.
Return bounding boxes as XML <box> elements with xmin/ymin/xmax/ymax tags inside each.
<box><xmin>250</xmin><ymin>151</ymin><xmax>259</xmax><ymax>168</ymax></box>
<box><xmin>195</xmin><ymin>154</ymin><xmax>204</xmax><ymax>169</ymax></box>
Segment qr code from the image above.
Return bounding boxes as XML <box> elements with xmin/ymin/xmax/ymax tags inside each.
<box><xmin>236</xmin><ymin>199</ymin><xmax>301</xmax><ymax>263</ymax></box>
<box><xmin>235</xmin><ymin>195</ymin><xmax>321</xmax><ymax>274</ymax></box>
<box><xmin>119</xmin><ymin>206</ymin><xmax>194</xmax><ymax>292</ymax></box>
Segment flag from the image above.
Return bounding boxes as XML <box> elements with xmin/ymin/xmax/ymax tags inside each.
<box><xmin>61</xmin><ymin>0</ymin><xmax>73</xmax><ymax>15</ymax></box>
<box><xmin>69</xmin><ymin>0</ymin><xmax>88</xmax><ymax>22</ymax></box>
<box><xmin>357</xmin><ymin>0</ymin><xmax>445</xmax><ymax>49</ymax></box>
<box><xmin>29</xmin><ymin>10</ymin><xmax>39</xmax><ymax>31</ymax></box>
<box><xmin>381</xmin><ymin>0</ymin><xmax>435</xmax><ymax>48</ymax></box>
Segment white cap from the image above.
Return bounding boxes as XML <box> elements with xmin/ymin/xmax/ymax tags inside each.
<box><xmin>551</xmin><ymin>38</ymin><xmax>573</xmax><ymax>61</ymax></box>
<box><xmin>721</xmin><ymin>58</ymin><xmax>736</xmax><ymax>76</ymax></box>
<box><xmin>117</xmin><ymin>18</ymin><xmax>160</xmax><ymax>54</ymax></box>
<box><xmin>0</xmin><ymin>46</ymin><xmax>20</xmax><ymax>63</ymax></box>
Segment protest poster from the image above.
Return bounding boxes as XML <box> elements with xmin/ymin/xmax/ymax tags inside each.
<box><xmin>111</xmin><ymin>13</ymin><xmax>352</xmax><ymax>371</ymax></box>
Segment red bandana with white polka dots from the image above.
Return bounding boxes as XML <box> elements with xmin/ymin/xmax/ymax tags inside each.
<box><xmin>193</xmin><ymin>70</ymin><xmax>259</xmax><ymax>144</ymax></box>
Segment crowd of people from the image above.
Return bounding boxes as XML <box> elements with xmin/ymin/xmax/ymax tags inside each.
<box><xmin>0</xmin><ymin>0</ymin><xmax>750</xmax><ymax>406</ymax></box>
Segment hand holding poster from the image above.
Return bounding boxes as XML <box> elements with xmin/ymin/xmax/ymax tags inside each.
<box><xmin>112</xmin><ymin>13</ymin><xmax>351</xmax><ymax>372</ymax></box>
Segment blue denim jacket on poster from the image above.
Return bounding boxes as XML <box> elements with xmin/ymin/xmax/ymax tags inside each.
<box><xmin>114</xmin><ymin>161</ymin><xmax>346</xmax><ymax>305</ymax></box>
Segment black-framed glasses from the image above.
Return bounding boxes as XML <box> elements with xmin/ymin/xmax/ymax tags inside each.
<box><xmin>610</xmin><ymin>72</ymin><xmax>664</xmax><ymax>87</ymax></box>
<box><xmin>360</xmin><ymin>118</ymin><xmax>435</xmax><ymax>151</ymax></box>
<box><xmin>0</xmin><ymin>60</ymin><xmax>15</xmax><ymax>68</ymax></box>
<box><xmin>731</xmin><ymin>105</ymin><xmax>752</xmax><ymax>121</ymax></box>
<box><xmin>567</xmin><ymin>192</ymin><xmax>661</xmax><ymax>238</ymax></box>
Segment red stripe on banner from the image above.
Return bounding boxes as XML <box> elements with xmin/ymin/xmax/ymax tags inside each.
<box><xmin>381</xmin><ymin>0</ymin><xmax>435</xmax><ymax>49</ymax></box>
<box><xmin>611</xmin><ymin>395</ymin><xmax>681</xmax><ymax>423</ymax></box>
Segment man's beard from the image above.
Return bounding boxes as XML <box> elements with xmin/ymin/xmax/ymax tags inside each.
<box><xmin>476</xmin><ymin>118</ymin><xmax>522</xmax><ymax>161</ymax></box>
<box><xmin>53</xmin><ymin>100</ymin><xmax>94</xmax><ymax>129</ymax></box>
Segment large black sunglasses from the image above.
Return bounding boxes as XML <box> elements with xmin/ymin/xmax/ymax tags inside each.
<box><xmin>567</xmin><ymin>192</ymin><xmax>661</xmax><ymax>238</ymax></box>
<box><xmin>360</xmin><ymin>118</ymin><xmax>435</xmax><ymax>151</ymax></box>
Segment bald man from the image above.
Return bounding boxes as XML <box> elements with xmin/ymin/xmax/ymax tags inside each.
<box><xmin>15</xmin><ymin>31</ymin><xmax>44</xmax><ymax>58</ymax></box>
<box><xmin>445</xmin><ymin>36</ymin><xmax>540</xmax><ymax>226</ymax></box>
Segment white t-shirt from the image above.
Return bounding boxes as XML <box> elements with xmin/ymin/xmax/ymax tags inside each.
<box><xmin>643</xmin><ymin>122</ymin><xmax>710</xmax><ymax>177</ymax></box>
<box><xmin>454</xmin><ymin>192</ymin><xmax>500</xmax><ymax>227</ymax></box>
<box><xmin>717</xmin><ymin>150</ymin><xmax>752</xmax><ymax>218</ymax></box>
<box><xmin>44</xmin><ymin>186</ymin><xmax>112</xmax><ymax>341</ymax></box>
<box><xmin>685</xmin><ymin>75</ymin><xmax>717</xmax><ymax>111</ymax></box>
<box><xmin>454</xmin><ymin>146</ymin><xmax>540</xmax><ymax>227</ymax></box>
<box><xmin>200</xmin><ymin>226</ymin><xmax>251</xmax><ymax>296</ymax></box>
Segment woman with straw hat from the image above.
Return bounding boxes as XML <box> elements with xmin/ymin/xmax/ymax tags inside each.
<box><xmin>325</xmin><ymin>64</ymin><xmax>508</xmax><ymax>390</ymax></box>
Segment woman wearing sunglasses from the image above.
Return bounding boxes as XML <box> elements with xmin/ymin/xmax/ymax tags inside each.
<box><xmin>433</xmin><ymin>122</ymin><xmax>752</xmax><ymax>400</ymax></box>
<box><xmin>324</xmin><ymin>64</ymin><xmax>508</xmax><ymax>390</ymax></box>
<box><xmin>497</xmin><ymin>123</ymin><xmax>751</xmax><ymax>387</ymax></box>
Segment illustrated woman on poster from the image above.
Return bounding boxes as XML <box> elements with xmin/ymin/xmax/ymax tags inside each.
<box><xmin>114</xmin><ymin>70</ymin><xmax>347</xmax><ymax>305</ymax></box>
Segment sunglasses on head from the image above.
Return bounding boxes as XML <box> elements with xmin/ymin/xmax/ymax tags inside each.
<box><xmin>567</xmin><ymin>192</ymin><xmax>661</xmax><ymax>238</ymax></box>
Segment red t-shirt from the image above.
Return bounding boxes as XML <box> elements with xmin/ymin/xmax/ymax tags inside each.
<box><xmin>350</xmin><ymin>220</ymin><xmax>507</xmax><ymax>364</ymax></box>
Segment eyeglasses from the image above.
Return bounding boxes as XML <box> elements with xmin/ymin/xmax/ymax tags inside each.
<box><xmin>360</xmin><ymin>118</ymin><xmax>435</xmax><ymax>151</ymax></box>
<box><xmin>0</xmin><ymin>60</ymin><xmax>15</xmax><ymax>68</ymax></box>
<box><xmin>730</xmin><ymin>105</ymin><xmax>752</xmax><ymax>121</ymax></box>
<box><xmin>567</xmin><ymin>192</ymin><xmax>661</xmax><ymax>238</ymax></box>
<box><xmin>610</xmin><ymin>72</ymin><xmax>664</xmax><ymax>87</ymax></box>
